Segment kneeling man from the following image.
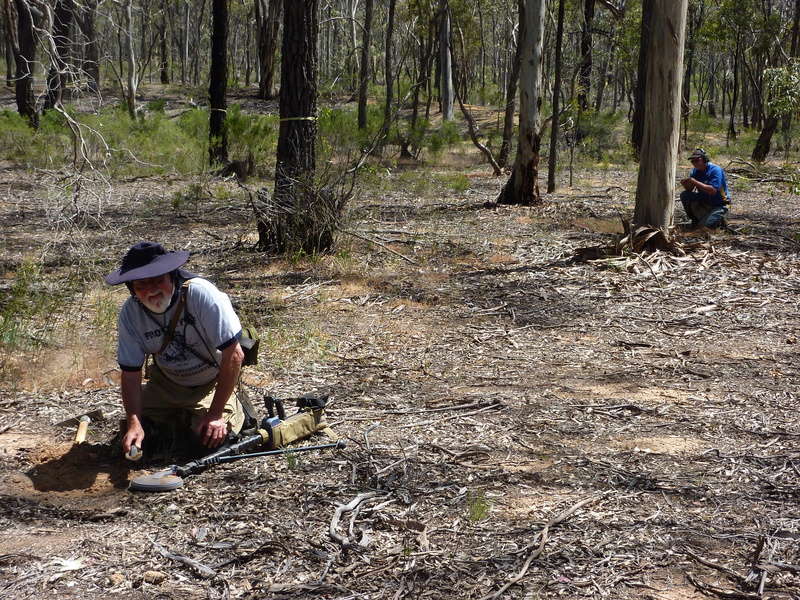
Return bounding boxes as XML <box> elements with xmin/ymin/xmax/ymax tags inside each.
<box><xmin>106</xmin><ymin>242</ymin><xmax>245</xmax><ymax>456</ymax></box>
<box><xmin>680</xmin><ymin>148</ymin><xmax>730</xmax><ymax>229</ymax></box>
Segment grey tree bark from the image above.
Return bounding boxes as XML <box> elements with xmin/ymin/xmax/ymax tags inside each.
<box><xmin>357</xmin><ymin>0</ymin><xmax>373</xmax><ymax>129</ymax></box>
<box><xmin>631</xmin><ymin>0</ymin><xmax>653</xmax><ymax>159</ymax></box>
<box><xmin>255</xmin><ymin>0</ymin><xmax>280</xmax><ymax>99</ymax></box>
<box><xmin>439</xmin><ymin>0</ymin><xmax>453</xmax><ymax>121</ymax></box>
<box><xmin>547</xmin><ymin>0</ymin><xmax>565</xmax><ymax>193</ymax></box>
<box><xmin>496</xmin><ymin>0</ymin><xmax>546</xmax><ymax>206</ymax></box>
<box><xmin>122</xmin><ymin>0</ymin><xmax>138</xmax><ymax>119</ymax></box>
<box><xmin>633</xmin><ymin>0</ymin><xmax>688</xmax><ymax>229</ymax></box>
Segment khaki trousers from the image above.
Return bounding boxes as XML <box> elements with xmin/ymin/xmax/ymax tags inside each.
<box><xmin>141</xmin><ymin>365</ymin><xmax>245</xmax><ymax>434</ymax></box>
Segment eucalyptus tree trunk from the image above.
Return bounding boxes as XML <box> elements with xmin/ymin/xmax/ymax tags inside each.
<box><xmin>631</xmin><ymin>0</ymin><xmax>653</xmax><ymax>159</ymax></box>
<box><xmin>209</xmin><ymin>0</ymin><xmax>228</xmax><ymax>165</ymax></box>
<box><xmin>4</xmin><ymin>18</ymin><xmax>13</xmax><ymax>86</ymax></box>
<box><xmin>633</xmin><ymin>0</ymin><xmax>688</xmax><ymax>229</ymax></box>
<box><xmin>182</xmin><ymin>0</ymin><xmax>189</xmax><ymax>83</ymax></box>
<box><xmin>159</xmin><ymin>0</ymin><xmax>169</xmax><ymax>84</ymax></box>
<box><xmin>728</xmin><ymin>34</ymin><xmax>740</xmax><ymax>140</ymax></box>
<box><xmin>751</xmin><ymin>115</ymin><xmax>779</xmax><ymax>162</ymax></box>
<box><xmin>578</xmin><ymin>0</ymin><xmax>594</xmax><ymax>111</ymax></box>
<box><xmin>498</xmin><ymin>0</ymin><xmax>522</xmax><ymax>169</ymax></box>
<box><xmin>496</xmin><ymin>0</ymin><xmax>546</xmax><ymax>206</ymax></box>
<box><xmin>357</xmin><ymin>0</ymin><xmax>373</xmax><ymax>129</ymax></box>
<box><xmin>122</xmin><ymin>0</ymin><xmax>138</xmax><ymax>119</ymax></box>
<box><xmin>255</xmin><ymin>0</ymin><xmax>280</xmax><ymax>99</ymax></box>
<box><xmin>258</xmin><ymin>0</ymin><xmax>329</xmax><ymax>254</ymax></box>
<box><xmin>439</xmin><ymin>0</ymin><xmax>453</xmax><ymax>121</ymax></box>
<box><xmin>44</xmin><ymin>0</ymin><xmax>73</xmax><ymax>111</ymax></box>
<box><xmin>7</xmin><ymin>0</ymin><xmax>39</xmax><ymax>127</ymax></box>
<box><xmin>547</xmin><ymin>0</ymin><xmax>565</xmax><ymax>193</ymax></box>
<box><xmin>379</xmin><ymin>0</ymin><xmax>396</xmax><ymax>142</ymax></box>
<box><xmin>78</xmin><ymin>0</ymin><xmax>99</xmax><ymax>92</ymax></box>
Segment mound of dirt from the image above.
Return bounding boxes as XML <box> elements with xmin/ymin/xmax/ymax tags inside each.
<box><xmin>1</xmin><ymin>438</ymin><xmax>133</xmax><ymax>509</ymax></box>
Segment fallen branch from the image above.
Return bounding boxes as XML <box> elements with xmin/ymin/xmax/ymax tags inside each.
<box><xmin>397</xmin><ymin>401</ymin><xmax>504</xmax><ymax>429</ymax></box>
<box><xmin>151</xmin><ymin>540</ymin><xmax>216</xmax><ymax>579</ymax></box>
<box><xmin>329</xmin><ymin>491</ymin><xmax>382</xmax><ymax>548</ymax></box>
<box><xmin>686</xmin><ymin>572</ymin><xmax>760</xmax><ymax>599</ymax></box>
<box><xmin>342</xmin><ymin>229</ymin><xmax>419</xmax><ymax>265</ymax></box>
<box><xmin>480</xmin><ymin>496</ymin><xmax>598</xmax><ymax>600</ymax></box>
<box><xmin>683</xmin><ymin>547</ymin><xmax>748</xmax><ymax>586</ymax></box>
<box><xmin>0</xmin><ymin>417</ymin><xmax>23</xmax><ymax>435</ymax></box>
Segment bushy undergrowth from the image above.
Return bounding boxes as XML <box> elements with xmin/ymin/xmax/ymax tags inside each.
<box><xmin>575</xmin><ymin>109</ymin><xmax>628</xmax><ymax>163</ymax></box>
<box><xmin>0</xmin><ymin>258</ymin><xmax>59</xmax><ymax>350</ymax></box>
<box><xmin>0</xmin><ymin>104</ymin><xmax>279</xmax><ymax>177</ymax></box>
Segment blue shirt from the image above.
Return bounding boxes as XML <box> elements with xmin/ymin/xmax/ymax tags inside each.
<box><xmin>690</xmin><ymin>162</ymin><xmax>729</xmax><ymax>206</ymax></box>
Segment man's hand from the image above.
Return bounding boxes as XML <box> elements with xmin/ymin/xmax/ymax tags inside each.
<box><xmin>680</xmin><ymin>177</ymin><xmax>695</xmax><ymax>191</ymax></box>
<box><xmin>122</xmin><ymin>421</ymin><xmax>145</xmax><ymax>454</ymax></box>
<box><xmin>195</xmin><ymin>414</ymin><xmax>228</xmax><ymax>448</ymax></box>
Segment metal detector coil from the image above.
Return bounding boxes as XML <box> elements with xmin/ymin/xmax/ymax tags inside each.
<box><xmin>129</xmin><ymin>467</ymin><xmax>184</xmax><ymax>492</ymax></box>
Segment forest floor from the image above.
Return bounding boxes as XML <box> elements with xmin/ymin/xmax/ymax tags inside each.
<box><xmin>2</xmin><ymin>91</ymin><xmax>800</xmax><ymax>599</ymax></box>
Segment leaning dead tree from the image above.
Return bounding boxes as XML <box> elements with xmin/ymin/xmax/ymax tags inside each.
<box><xmin>496</xmin><ymin>0</ymin><xmax>546</xmax><ymax>206</ymax></box>
<box><xmin>632</xmin><ymin>0</ymin><xmax>688</xmax><ymax>230</ymax></box>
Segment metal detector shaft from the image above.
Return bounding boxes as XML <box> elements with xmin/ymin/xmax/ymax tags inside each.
<box><xmin>207</xmin><ymin>440</ymin><xmax>346</xmax><ymax>465</ymax></box>
<box><xmin>174</xmin><ymin>432</ymin><xmax>267</xmax><ymax>477</ymax></box>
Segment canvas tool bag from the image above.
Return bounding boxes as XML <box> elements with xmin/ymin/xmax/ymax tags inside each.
<box><xmin>265</xmin><ymin>398</ymin><xmax>337</xmax><ymax>450</ymax></box>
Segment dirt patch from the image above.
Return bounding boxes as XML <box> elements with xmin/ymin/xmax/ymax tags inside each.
<box><xmin>609</xmin><ymin>435</ymin><xmax>705</xmax><ymax>455</ymax></box>
<box><xmin>574</xmin><ymin>216</ymin><xmax>625</xmax><ymax>234</ymax></box>
<box><xmin>2</xmin><ymin>138</ymin><xmax>800</xmax><ymax>598</ymax></box>
<box><xmin>2</xmin><ymin>439</ymin><xmax>132</xmax><ymax>508</ymax></box>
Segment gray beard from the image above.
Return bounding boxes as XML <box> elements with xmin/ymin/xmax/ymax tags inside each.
<box><xmin>140</xmin><ymin>286</ymin><xmax>174</xmax><ymax>314</ymax></box>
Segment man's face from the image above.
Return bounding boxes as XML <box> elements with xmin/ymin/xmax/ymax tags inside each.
<box><xmin>690</xmin><ymin>157</ymin><xmax>706</xmax><ymax>172</ymax></box>
<box><xmin>132</xmin><ymin>273</ymin><xmax>174</xmax><ymax>313</ymax></box>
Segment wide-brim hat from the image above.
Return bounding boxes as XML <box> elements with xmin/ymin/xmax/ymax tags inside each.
<box><xmin>105</xmin><ymin>242</ymin><xmax>190</xmax><ymax>285</ymax></box>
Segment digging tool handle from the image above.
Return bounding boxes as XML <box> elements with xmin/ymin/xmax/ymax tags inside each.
<box><xmin>75</xmin><ymin>416</ymin><xmax>90</xmax><ymax>444</ymax></box>
<box><xmin>208</xmin><ymin>440</ymin><xmax>346</xmax><ymax>465</ymax></box>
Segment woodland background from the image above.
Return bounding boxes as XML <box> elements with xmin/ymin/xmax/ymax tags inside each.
<box><xmin>1</xmin><ymin>1</ymin><xmax>800</xmax><ymax>599</ymax></box>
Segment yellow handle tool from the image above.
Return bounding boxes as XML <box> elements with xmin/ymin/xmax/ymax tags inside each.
<box><xmin>74</xmin><ymin>415</ymin><xmax>90</xmax><ymax>444</ymax></box>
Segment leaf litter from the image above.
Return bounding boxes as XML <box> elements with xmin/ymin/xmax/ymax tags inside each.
<box><xmin>1</xmin><ymin>164</ymin><xmax>799</xmax><ymax>599</ymax></box>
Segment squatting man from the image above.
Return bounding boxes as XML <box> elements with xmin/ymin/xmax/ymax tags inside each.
<box><xmin>679</xmin><ymin>148</ymin><xmax>730</xmax><ymax>230</ymax></box>
<box><xmin>105</xmin><ymin>242</ymin><xmax>246</xmax><ymax>456</ymax></box>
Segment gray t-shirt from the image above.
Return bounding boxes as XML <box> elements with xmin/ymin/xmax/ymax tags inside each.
<box><xmin>117</xmin><ymin>277</ymin><xmax>242</xmax><ymax>387</ymax></box>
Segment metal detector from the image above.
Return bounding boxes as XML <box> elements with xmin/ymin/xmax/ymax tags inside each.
<box><xmin>129</xmin><ymin>438</ymin><xmax>346</xmax><ymax>493</ymax></box>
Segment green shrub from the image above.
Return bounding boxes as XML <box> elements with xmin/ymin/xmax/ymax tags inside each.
<box><xmin>0</xmin><ymin>258</ymin><xmax>58</xmax><ymax>349</ymax></box>
<box><xmin>224</xmin><ymin>104</ymin><xmax>278</xmax><ymax>166</ymax></box>
<box><xmin>0</xmin><ymin>110</ymin><xmax>37</xmax><ymax>162</ymax></box>
<box><xmin>146</xmin><ymin>98</ymin><xmax>167</xmax><ymax>112</ymax></box>
<box><xmin>425</xmin><ymin>120</ymin><xmax>462</xmax><ymax>156</ymax></box>
<box><xmin>576</xmin><ymin>109</ymin><xmax>626</xmax><ymax>162</ymax></box>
